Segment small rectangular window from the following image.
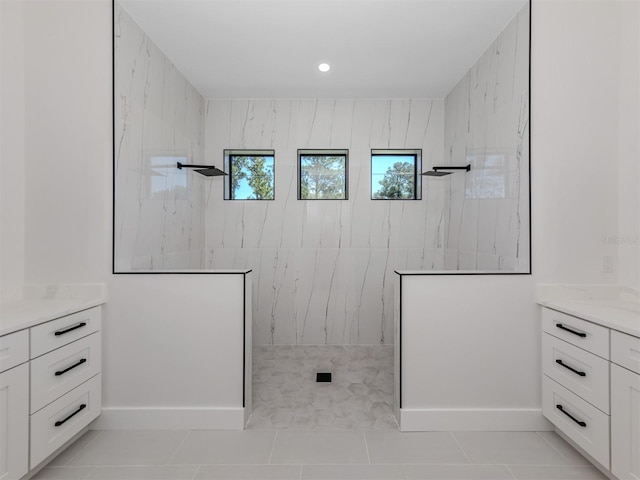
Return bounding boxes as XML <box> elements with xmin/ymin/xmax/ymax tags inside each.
<box><xmin>298</xmin><ymin>149</ymin><xmax>348</xmax><ymax>200</ymax></box>
<box><xmin>224</xmin><ymin>150</ymin><xmax>275</xmax><ymax>200</ymax></box>
<box><xmin>371</xmin><ymin>149</ymin><xmax>422</xmax><ymax>200</ymax></box>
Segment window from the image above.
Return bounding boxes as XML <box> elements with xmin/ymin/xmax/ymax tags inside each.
<box><xmin>298</xmin><ymin>149</ymin><xmax>348</xmax><ymax>200</ymax></box>
<box><xmin>371</xmin><ymin>149</ymin><xmax>421</xmax><ymax>200</ymax></box>
<box><xmin>224</xmin><ymin>150</ymin><xmax>275</xmax><ymax>200</ymax></box>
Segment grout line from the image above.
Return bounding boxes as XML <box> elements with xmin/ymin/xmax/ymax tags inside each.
<box><xmin>535</xmin><ymin>431</ymin><xmax>573</xmax><ymax>465</ymax></box>
<box><xmin>401</xmin><ymin>464</ymin><xmax>409</xmax><ymax>480</ymax></box>
<box><xmin>62</xmin><ymin>430</ymin><xmax>104</xmax><ymax>466</ymax></box>
<box><xmin>449</xmin><ymin>432</ymin><xmax>472</xmax><ymax>464</ymax></box>
<box><xmin>363</xmin><ymin>431</ymin><xmax>372</xmax><ymax>464</ymax></box>
<box><xmin>190</xmin><ymin>464</ymin><xmax>202</xmax><ymax>480</ymax></box>
<box><xmin>504</xmin><ymin>464</ymin><xmax>518</xmax><ymax>479</ymax></box>
<box><xmin>299</xmin><ymin>463</ymin><xmax>303</xmax><ymax>480</ymax></box>
<box><xmin>268</xmin><ymin>429</ymin><xmax>279</xmax><ymax>464</ymax></box>
<box><xmin>166</xmin><ymin>430</ymin><xmax>192</xmax><ymax>466</ymax></box>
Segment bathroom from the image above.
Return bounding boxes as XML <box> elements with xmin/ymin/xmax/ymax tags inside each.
<box><xmin>1</xmin><ymin>0</ymin><xmax>638</xmax><ymax>479</ymax></box>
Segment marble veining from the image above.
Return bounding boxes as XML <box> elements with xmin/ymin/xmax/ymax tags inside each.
<box><xmin>114</xmin><ymin>4</ymin><xmax>206</xmax><ymax>271</ymax></box>
<box><xmin>204</xmin><ymin>98</ymin><xmax>446</xmax><ymax>344</ymax></box>
<box><xmin>112</xmin><ymin>6</ymin><xmax>531</xmax><ymax>346</ymax></box>
<box><xmin>443</xmin><ymin>5</ymin><xmax>530</xmax><ymax>273</ymax></box>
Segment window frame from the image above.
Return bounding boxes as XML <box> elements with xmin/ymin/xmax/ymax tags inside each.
<box><xmin>370</xmin><ymin>149</ymin><xmax>422</xmax><ymax>200</ymax></box>
<box><xmin>297</xmin><ymin>149</ymin><xmax>349</xmax><ymax>200</ymax></box>
<box><xmin>223</xmin><ymin>149</ymin><xmax>276</xmax><ymax>201</ymax></box>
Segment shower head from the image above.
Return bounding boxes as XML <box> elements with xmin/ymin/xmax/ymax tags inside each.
<box><xmin>177</xmin><ymin>162</ymin><xmax>227</xmax><ymax>176</ymax></box>
<box><xmin>420</xmin><ymin>164</ymin><xmax>471</xmax><ymax>177</ymax></box>
<box><xmin>194</xmin><ymin>167</ymin><xmax>226</xmax><ymax>177</ymax></box>
<box><xmin>421</xmin><ymin>170</ymin><xmax>453</xmax><ymax>177</ymax></box>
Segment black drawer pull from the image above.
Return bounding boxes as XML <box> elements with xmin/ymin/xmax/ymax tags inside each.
<box><xmin>555</xmin><ymin>359</ymin><xmax>586</xmax><ymax>377</ymax></box>
<box><xmin>556</xmin><ymin>404</ymin><xmax>587</xmax><ymax>427</ymax></box>
<box><xmin>54</xmin><ymin>404</ymin><xmax>86</xmax><ymax>427</ymax></box>
<box><xmin>55</xmin><ymin>358</ymin><xmax>87</xmax><ymax>376</ymax></box>
<box><xmin>54</xmin><ymin>322</ymin><xmax>87</xmax><ymax>336</ymax></box>
<box><xmin>556</xmin><ymin>323</ymin><xmax>587</xmax><ymax>338</ymax></box>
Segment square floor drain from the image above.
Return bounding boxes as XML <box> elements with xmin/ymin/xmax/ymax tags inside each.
<box><xmin>316</xmin><ymin>372</ymin><xmax>332</xmax><ymax>382</ymax></box>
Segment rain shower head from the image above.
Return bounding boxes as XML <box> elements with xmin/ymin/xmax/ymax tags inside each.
<box><xmin>421</xmin><ymin>170</ymin><xmax>453</xmax><ymax>177</ymax></box>
<box><xmin>421</xmin><ymin>164</ymin><xmax>471</xmax><ymax>177</ymax></box>
<box><xmin>177</xmin><ymin>162</ymin><xmax>227</xmax><ymax>176</ymax></box>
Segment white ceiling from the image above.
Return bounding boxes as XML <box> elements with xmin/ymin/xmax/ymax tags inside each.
<box><xmin>118</xmin><ymin>0</ymin><xmax>528</xmax><ymax>98</ymax></box>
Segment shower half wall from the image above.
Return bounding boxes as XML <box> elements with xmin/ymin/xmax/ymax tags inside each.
<box><xmin>114</xmin><ymin>2</ymin><xmax>530</xmax><ymax>348</ymax></box>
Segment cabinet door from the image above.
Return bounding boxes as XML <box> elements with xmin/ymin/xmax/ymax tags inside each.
<box><xmin>0</xmin><ymin>364</ymin><xmax>29</xmax><ymax>480</ymax></box>
<box><xmin>611</xmin><ymin>364</ymin><xmax>640</xmax><ymax>480</ymax></box>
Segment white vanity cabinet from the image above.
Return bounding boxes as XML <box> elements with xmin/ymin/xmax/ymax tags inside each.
<box><xmin>610</xmin><ymin>331</ymin><xmax>640</xmax><ymax>480</ymax></box>
<box><xmin>541</xmin><ymin>306</ymin><xmax>640</xmax><ymax>479</ymax></box>
<box><xmin>0</xmin><ymin>331</ymin><xmax>30</xmax><ymax>480</ymax></box>
<box><xmin>0</xmin><ymin>304</ymin><xmax>103</xmax><ymax>479</ymax></box>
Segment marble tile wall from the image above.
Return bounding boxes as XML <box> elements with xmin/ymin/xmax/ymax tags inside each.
<box><xmin>203</xmin><ymin>99</ymin><xmax>446</xmax><ymax>345</ymax></box>
<box><xmin>443</xmin><ymin>5</ymin><xmax>530</xmax><ymax>272</ymax></box>
<box><xmin>113</xmin><ymin>4</ymin><xmax>206</xmax><ymax>271</ymax></box>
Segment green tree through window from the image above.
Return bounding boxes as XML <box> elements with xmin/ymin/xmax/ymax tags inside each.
<box><xmin>299</xmin><ymin>152</ymin><xmax>347</xmax><ymax>200</ymax></box>
<box><xmin>226</xmin><ymin>152</ymin><xmax>275</xmax><ymax>200</ymax></box>
<box><xmin>371</xmin><ymin>152</ymin><xmax>421</xmax><ymax>200</ymax></box>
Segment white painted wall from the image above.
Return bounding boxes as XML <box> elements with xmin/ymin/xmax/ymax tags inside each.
<box><xmin>0</xmin><ymin>0</ymin><xmax>26</xmax><ymax>302</ymax></box>
<box><xmin>531</xmin><ymin>0</ymin><xmax>630</xmax><ymax>285</ymax></box>
<box><xmin>616</xmin><ymin>0</ymin><xmax>639</xmax><ymax>291</ymax></box>
<box><xmin>1</xmin><ymin>0</ymin><xmax>637</xmax><ymax>428</ymax></box>
<box><xmin>21</xmin><ymin>0</ymin><xmax>111</xmax><ymax>285</ymax></box>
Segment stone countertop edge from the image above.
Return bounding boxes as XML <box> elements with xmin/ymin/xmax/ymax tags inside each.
<box><xmin>538</xmin><ymin>298</ymin><xmax>640</xmax><ymax>339</ymax></box>
<box><xmin>0</xmin><ymin>297</ymin><xmax>106</xmax><ymax>337</ymax></box>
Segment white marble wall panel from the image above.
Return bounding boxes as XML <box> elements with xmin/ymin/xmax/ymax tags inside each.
<box><xmin>443</xmin><ymin>5</ymin><xmax>530</xmax><ymax>272</ymax></box>
<box><xmin>114</xmin><ymin>4</ymin><xmax>206</xmax><ymax>271</ymax></box>
<box><xmin>204</xmin><ymin>99</ymin><xmax>446</xmax><ymax>345</ymax></box>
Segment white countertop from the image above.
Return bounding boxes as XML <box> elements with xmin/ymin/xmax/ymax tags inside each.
<box><xmin>0</xmin><ymin>298</ymin><xmax>105</xmax><ymax>336</ymax></box>
<box><xmin>0</xmin><ymin>284</ymin><xmax>106</xmax><ymax>336</ymax></box>
<box><xmin>537</xmin><ymin>285</ymin><xmax>640</xmax><ymax>338</ymax></box>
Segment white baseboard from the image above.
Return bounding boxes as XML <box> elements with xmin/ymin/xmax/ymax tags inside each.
<box><xmin>399</xmin><ymin>408</ymin><xmax>554</xmax><ymax>432</ymax></box>
<box><xmin>91</xmin><ymin>407</ymin><xmax>246</xmax><ymax>430</ymax></box>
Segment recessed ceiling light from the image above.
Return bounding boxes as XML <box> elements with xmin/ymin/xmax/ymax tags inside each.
<box><xmin>318</xmin><ymin>63</ymin><xmax>331</xmax><ymax>73</ymax></box>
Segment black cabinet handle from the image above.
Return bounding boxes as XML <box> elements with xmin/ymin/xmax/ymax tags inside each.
<box><xmin>556</xmin><ymin>404</ymin><xmax>587</xmax><ymax>427</ymax></box>
<box><xmin>54</xmin><ymin>322</ymin><xmax>87</xmax><ymax>336</ymax></box>
<box><xmin>55</xmin><ymin>358</ymin><xmax>87</xmax><ymax>376</ymax></box>
<box><xmin>556</xmin><ymin>323</ymin><xmax>587</xmax><ymax>338</ymax></box>
<box><xmin>555</xmin><ymin>359</ymin><xmax>586</xmax><ymax>377</ymax></box>
<box><xmin>54</xmin><ymin>404</ymin><xmax>86</xmax><ymax>427</ymax></box>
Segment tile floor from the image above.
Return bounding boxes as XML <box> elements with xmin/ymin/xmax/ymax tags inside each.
<box><xmin>249</xmin><ymin>345</ymin><xmax>395</xmax><ymax>429</ymax></box>
<box><xmin>32</xmin><ymin>429</ymin><xmax>608</xmax><ymax>479</ymax></box>
<box><xmin>32</xmin><ymin>346</ymin><xmax>607</xmax><ymax>479</ymax></box>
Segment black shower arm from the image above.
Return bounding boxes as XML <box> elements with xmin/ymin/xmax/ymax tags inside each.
<box><xmin>432</xmin><ymin>164</ymin><xmax>471</xmax><ymax>172</ymax></box>
<box><xmin>177</xmin><ymin>161</ymin><xmax>221</xmax><ymax>170</ymax></box>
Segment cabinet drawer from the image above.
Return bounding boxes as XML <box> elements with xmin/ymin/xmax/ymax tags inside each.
<box><xmin>30</xmin><ymin>333</ymin><xmax>101</xmax><ymax>413</ymax></box>
<box><xmin>542</xmin><ymin>308</ymin><xmax>609</xmax><ymax>358</ymax></box>
<box><xmin>542</xmin><ymin>333</ymin><xmax>610</xmax><ymax>413</ymax></box>
<box><xmin>0</xmin><ymin>329</ymin><xmax>29</xmax><ymax>373</ymax></box>
<box><xmin>30</xmin><ymin>374</ymin><xmax>101</xmax><ymax>469</ymax></box>
<box><xmin>31</xmin><ymin>307</ymin><xmax>101</xmax><ymax>358</ymax></box>
<box><xmin>611</xmin><ymin>330</ymin><xmax>640</xmax><ymax>375</ymax></box>
<box><xmin>542</xmin><ymin>375</ymin><xmax>610</xmax><ymax>469</ymax></box>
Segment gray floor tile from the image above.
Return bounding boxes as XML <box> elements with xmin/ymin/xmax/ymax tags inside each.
<box><xmin>169</xmin><ymin>430</ymin><xmax>276</xmax><ymax>465</ymax></box>
<box><xmin>66</xmin><ymin>430</ymin><xmax>189</xmax><ymax>466</ymax></box>
<box><xmin>31</xmin><ymin>467</ymin><xmax>95</xmax><ymax>479</ymax></box>
<box><xmin>195</xmin><ymin>465</ymin><xmax>302</xmax><ymax>479</ymax></box>
<box><xmin>365</xmin><ymin>431</ymin><xmax>469</xmax><ymax>465</ymax></box>
<box><xmin>270</xmin><ymin>430</ymin><xmax>369</xmax><ymax>464</ymax></box>
<box><xmin>404</xmin><ymin>464</ymin><xmax>515</xmax><ymax>479</ymax></box>
<box><xmin>453</xmin><ymin>432</ymin><xmax>570</xmax><ymax>466</ymax></box>
<box><xmin>507</xmin><ymin>465</ymin><xmax>608</xmax><ymax>479</ymax></box>
<box><xmin>302</xmin><ymin>464</ymin><xmax>407</xmax><ymax>479</ymax></box>
<box><xmin>87</xmin><ymin>465</ymin><xmax>199</xmax><ymax>479</ymax></box>
<box><xmin>48</xmin><ymin>430</ymin><xmax>103</xmax><ymax>466</ymax></box>
<box><xmin>536</xmin><ymin>432</ymin><xmax>591</xmax><ymax>465</ymax></box>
